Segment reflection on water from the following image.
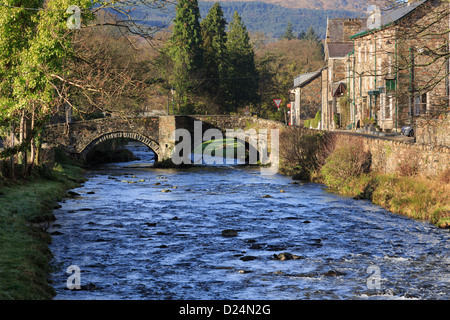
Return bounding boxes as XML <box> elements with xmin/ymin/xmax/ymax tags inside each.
<box><xmin>49</xmin><ymin>142</ymin><xmax>450</xmax><ymax>300</ymax></box>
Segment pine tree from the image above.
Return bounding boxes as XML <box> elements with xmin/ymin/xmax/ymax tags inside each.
<box><xmin>200</xmin><ymin>2</ymin><xmax>228</xmax><ymax>107</ymax></box>
<box><xmin>301</xmin><ymin>26</ymin><xmax>321</xmax><ymax>43</ymax></box>
<box><xmin>169</xmin><ymin>0</ymin><xmax>204</xmax><ymax>111</ymax></box>
<box><xmin>281</xmin><ymin>22</ymin><xmax>295</xmax><ymax>40</ymax></box>
<box><xmin>226</xmin><ymin>11</ymin><xmax>259</xmax><ymax>113</ymax></box>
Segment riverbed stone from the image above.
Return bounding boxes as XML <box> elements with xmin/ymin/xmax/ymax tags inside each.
<box><xmin>144</xmin><ymin>222</ymin><xmax>157</xmax><ymax>227</ymax></box>
<box><xmin>238</xmin><ymin>269</ymin><xmax>253</xmax><ymax>273</ymax></box>
<box><xmin>240</xmin><ymin>255</ymin><xmax>258</xmax><ymax>261</ymax></box>
<box><xmin>323</xmin><ymin>270</ymin><xmax>345</xmax><ymax>277</ymax></box>
<box><xmin>272</xmin><ymin>252</ymin><xmax>302</xmax><ymax>261</ymax></box>
<box><xmin>222</xmin><ymin>229</ymin><xmax>238</xmax><ymax>237</ymax></box>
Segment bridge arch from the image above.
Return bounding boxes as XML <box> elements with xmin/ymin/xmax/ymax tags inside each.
<box><xmin>79</xmin><ymin>131</ymin><xmax>161</xmax><ymax>161</ymax></box>
<box><xmin>181</xmin><ymin>128</ymin><xmax>269</xmax><ymax>165</ymax></box>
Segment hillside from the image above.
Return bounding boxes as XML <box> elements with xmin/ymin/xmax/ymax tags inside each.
<box><xmin>133</xmin><ymin>1</ymin><xmax>365</xmax><ymax>39</ymax></box>
<box><xmin>201</xmin><ymin>0</ymin><xmax>368</xmax><ymax>12</ymax></box>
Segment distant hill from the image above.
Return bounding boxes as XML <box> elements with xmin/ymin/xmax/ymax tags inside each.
<box><xmin>201</xmin><ymin>0</ymin><xmax>368</xmax><ymax>12</ymax></box>
<box><xmin>128</xmin><ymin>1</ymin><xmax>365</xmax><ymax>39</ymax></box>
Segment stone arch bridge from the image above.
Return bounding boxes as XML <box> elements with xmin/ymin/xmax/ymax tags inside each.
<box><xmin>43</xmin><ymin>115</ymin><xmax>285</xmax><ymax>163</ymax></box>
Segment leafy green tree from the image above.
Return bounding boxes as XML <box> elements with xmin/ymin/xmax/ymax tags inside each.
<box><xmin>0</xmin><ymin>0</ymin><xmax>93</xmax><ymax>168</ymax></box>
<box><xmin>225</xmin><ymin>11</ymin><xmax>258</xmax><ymax>113</ymax></box>
<box><xmin>168</xmin><ymin>0</ymin><xmax>204</xmax><ymax>112</ymax></box>
<box><xmin>200</xmin><ymin>2</ymin><xmax>228</xmax><ymax>108</ymax></box>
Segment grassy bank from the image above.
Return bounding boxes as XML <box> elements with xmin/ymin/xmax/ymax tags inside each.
<box><xmin>324</xmin><ymin>172</ymin><xmax>450</xmax><ymax>228</ymax></box>
<box><xmin>0</xmin><ymin>163</ymin><xmax>85</xmax><ymax>299</ymax></box>
<box><xmin>279</xmin><ymin>127</ymin><xmax>450</xmax><ymax>228</ymax></box>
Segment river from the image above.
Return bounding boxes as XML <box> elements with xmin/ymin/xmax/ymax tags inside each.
<box><xmin>49</xmin><ymin>142</ymin><xmax>450</xmax><ymax>300</ymax></box>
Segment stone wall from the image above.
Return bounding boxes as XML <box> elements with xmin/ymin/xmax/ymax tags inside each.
<box><xmin>332</xmin><ymin>131</ymin><xmax>449</xmax><ymax>176</ymax></box>
<box><xmin>415</xmin><ymin>113</ymin><xmax>450</xmax><ymax>147</ymax></box>
<box><xmin>43</xmin><ymin>115</ymin><xmax>286</xmax><ymax>162</ymax></box>
<box><xmin>176</xmin><ymin>115</ymin><xmax>286</xmax><ymax>157</ymax></box>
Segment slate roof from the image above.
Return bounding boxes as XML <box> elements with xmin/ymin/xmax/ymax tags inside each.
<box><xmin>293</xmin><ymin>69</ymin><xmax>322</xmax><ymax>88</ymax></box>
<box><xmin>350</xmin><ymin>0</ymin><xmax>429</xmax><ymax>39</ymax></box>
<box><xmin>327</xmin><ymin>42</ymin><xmax>355</xmax><ymax>58</ymax></box>
<box><xmin>380</xmin><ymin>0</ymin><xmax>428</xmax><ymax>26</ymax></box>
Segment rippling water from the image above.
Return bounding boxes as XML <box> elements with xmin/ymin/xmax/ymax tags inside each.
<box><xmin>49</xmin><ymin>142</ymin><xmax>450</xmax><ymax>300</ymax></box>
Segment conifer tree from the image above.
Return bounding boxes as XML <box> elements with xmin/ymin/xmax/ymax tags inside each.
<box><xmin>169</xmin><ymin>0</ymin><xmax>204</xmax><ymax>111</ymax></box>
<box><xmin>200</xmin><ymin>2</ymin><xmax>228</xmax><ymax>107</ymax></box>
<box><xmin>281</xmin><ymin>22</ymin><xmax>295</xmax><ymax>40</ymax></box>
<box><xmin>226</xmin><ymin>11</ymin><xmax>258</xmax><ymax>113</ymax></box>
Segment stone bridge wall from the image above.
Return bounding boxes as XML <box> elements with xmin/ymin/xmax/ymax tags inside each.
<box><xmin>182</xmin><ymin>115</ymin><xmax>286</xmax><ymax>152</ymax></box>
<box><xmin>44</xmin><ymin>117</ymin><xmax>161</xmax><ymax>159</ymax></box>
<box><xmin>43</xmin><ymin>115</ymin><xmax>286</xmax><ymax>162</ymax></box>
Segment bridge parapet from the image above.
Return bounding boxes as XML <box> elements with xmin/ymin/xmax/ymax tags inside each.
<box><xmin>43</xmin><ymin>115</ymin><xmax>285</xmax><ymax>162</ymax></box>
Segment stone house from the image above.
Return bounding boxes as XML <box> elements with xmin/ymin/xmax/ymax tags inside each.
<box><xmin>321</xmin><ymin>18</ymin><xmax>365</xmax><ymax>130</ymax></box>
<box><xmin>347</xmin><ymin>0</ymin><xmax>449</xmax><ymax>133</ymax></box>
<box><xmin>289</xmin><ymin>69</ymin><xmax>324</xmax><ymax>127</ymax></box>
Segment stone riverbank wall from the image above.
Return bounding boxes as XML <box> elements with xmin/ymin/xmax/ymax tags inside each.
<box><xmin>330</xmin><ymin>131</ymin><xmax>449</xmax><ymax>177</ymax></box>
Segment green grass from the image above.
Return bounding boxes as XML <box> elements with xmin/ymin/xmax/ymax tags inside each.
<box><xmin>0</xmin><ymin>163</ymin><xmax>85</xmax><ymax>299</ymax></box>
<box><xmin>194</xmin><ymin>138</ymin><xmax>247</xmax><ymax>159</ymax></box>
<box><xmin>322</xmin><ymin>171</ymin><xmax>450</xmax><ymax>227</ymax></box>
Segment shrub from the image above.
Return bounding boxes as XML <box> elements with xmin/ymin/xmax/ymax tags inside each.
<box><xmin>396</xmin><ymin>150</ymin><xmax>420</xmax><ymax>177</ymax></box>
<box><xmin>279</xmin><ymin>127</ymin><xmax>324</xmax><ymax>179</ymax></box>
<box><xmin>440</xmin><ymin>167</ymin><xmax>450</xmax><ymax>184</ymax></box>
<box><xmin>321</xmin><ymin>136</ymin><xmax>371</xmax><ymax>188</ymax></box>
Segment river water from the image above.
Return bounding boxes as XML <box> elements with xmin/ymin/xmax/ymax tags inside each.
<box><xmin>49</xmin><ymin>142</ymin><xmax>450</xmax><ymax>300</ymax></box>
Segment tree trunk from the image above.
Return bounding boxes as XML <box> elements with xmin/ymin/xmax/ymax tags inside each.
<box><xmin>19</xmin><ymin>109</ymin><xmax>27</xmax><ymax>167</ymax></box>
<box><xmin>10</xmin><ymin>123</ymin><xmax>15</xmax><ymax>179</ymax></box>
<box><xmin>29</xmin><ymin>107</ymin><xmax>36</xmax><ymax>173</ymax></box>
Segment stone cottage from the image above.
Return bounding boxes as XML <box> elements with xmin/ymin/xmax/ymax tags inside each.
<box><xmin>347</xmin><ymin>0</ymin><xmax>449</xmax><ymax>133</ymax></box>
<box><xmin>321</xmin><ymin>18</ymin><xmax>365</xmax><ymax>130</ymax></box>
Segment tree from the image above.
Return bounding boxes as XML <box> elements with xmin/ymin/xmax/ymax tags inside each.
<box><xmin>225</xmin><ymin>11</ymin><xmax>259</xmax><ymax>113</ymax></box>
<box><xmin>299</xmin><ymin>26</ymin><xmax>321</xmax><ymax>43</ymax></box>
<box><xmin>255</xmin><ymin>38</ymin><xmax>324</xmax><ymax>121</ymax></box>
<box><xmin>0</xmin><ymin>0</ymin><xmax>176</xmax><ymax>173</ymax></box>
<box><xmin>0</xmin><ymin>0</ymin><xmax>94</xmax><ymax>171</ymax></box>
<box><xmin>168</xmin><ymin>0</ymin><xmax>204</xmax><ymax>112</ymax></box>
<box><xmin>200</xmin><ymin>2</ymin><xmax>228</xmax><ymax>108</ymax></box>
<box><xmin>281</xmin><ymin>22</ymin><xmax>295</xmax><ymax>40</ymax></box>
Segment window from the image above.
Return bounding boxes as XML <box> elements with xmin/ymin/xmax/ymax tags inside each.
<box><xmin>414</xmin><ymin>96</ymin><xmax>421</xmax><ymax>115</ymax></box>
<box><xmin>386</xmin><ymin>78</ymin><xmax>396</xmax><ymax>93</ymax></box>
<box><xmin>420</xmin><ymin>93</ymin><xmax>428</xmax><ymax>114</ymax></box>
<box><xmin>385</xmin><ymin>97</ymin><xmax>392</xmax><ymax>120</ymax></box>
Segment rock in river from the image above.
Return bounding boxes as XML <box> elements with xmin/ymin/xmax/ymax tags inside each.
<box><xmin>222</xmin><ymin>229</ymin><xmax>238</xmax><ymax>237</ymax></box>
<box><xmin>272</xmin><ymin>252</ymin><xmax>303</xmax><ymax>261</ymax></box>
<box><xmin>67</xmin><ymin>191</ymin><xmax>80</xmax><ymax>197</ymax></box>
<box><xmin>240</xmin><ymin>256</ymin><xmax>258</xmax><ymax>262</ymax></box>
